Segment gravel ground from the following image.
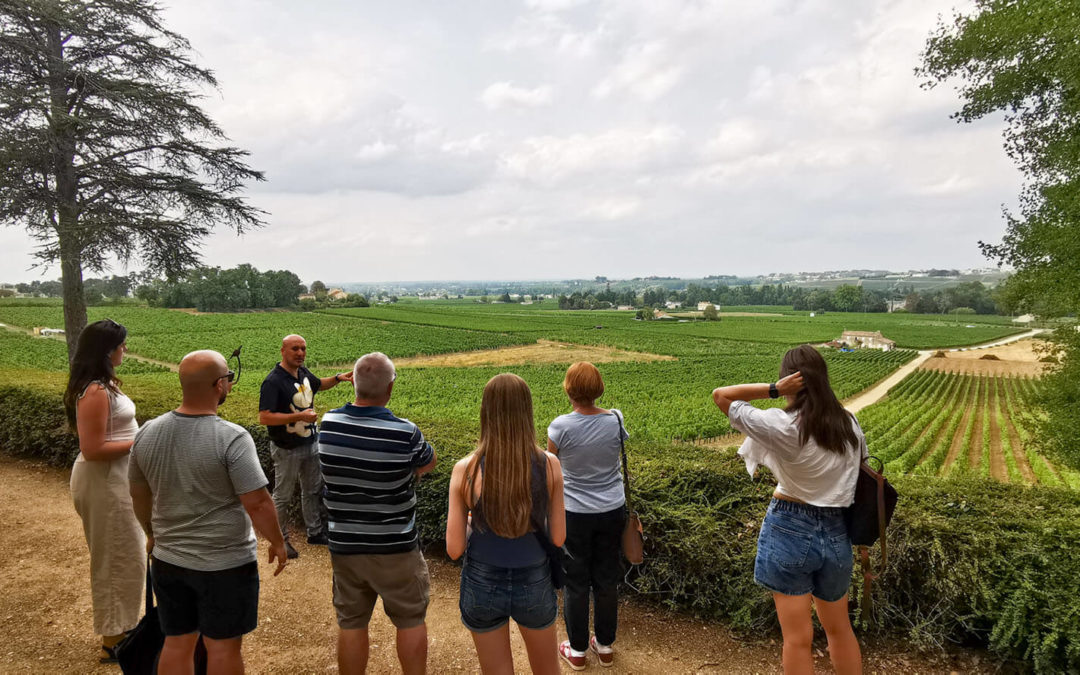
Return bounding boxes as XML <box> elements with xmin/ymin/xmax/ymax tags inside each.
<box><xmin>0</xmin><ymin>454</ymin><xmax>1006</xmax><ymax>674</ymax></box>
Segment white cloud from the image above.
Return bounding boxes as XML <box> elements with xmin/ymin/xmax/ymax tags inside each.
<box><xmin>480</xmin><ymin>82</ymin><xmax>554</xmax><ymax>110</ymax></box>
<box><xmin>0</xmin><ymin>0</ymin><xmax>1025</xmax><ymax>284</ymax></box>
<box><xmin>500</xmin><ymin>125</ymin><xmax>685</xmax><ymax>185</ymax></box>
<box><xmin>592</xmin><ymin>42</ymin><xmax>683</xmax><ymax>101</ymax></box>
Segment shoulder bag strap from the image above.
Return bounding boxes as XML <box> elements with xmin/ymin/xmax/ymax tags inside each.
<box><xmin>614</xmin><ymin>410</ymin><xmax>632</xmax><ymax>513</ymax></box>
<box><xmin>876</xmin><ymin>469</ymin><xmax>888</xmax><ymax>571</ymax></box>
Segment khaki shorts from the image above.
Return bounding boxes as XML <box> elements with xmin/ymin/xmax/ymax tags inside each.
<box><xmin>331</xmin><ymin>548</ymin><xmax>430</xmax><ymax>629</ymax></box>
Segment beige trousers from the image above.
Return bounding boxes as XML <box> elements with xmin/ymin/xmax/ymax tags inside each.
<box><xmin>70</xmin><ymin>453</ymin><xmax>146</xmax><ymax>636</ymax></box>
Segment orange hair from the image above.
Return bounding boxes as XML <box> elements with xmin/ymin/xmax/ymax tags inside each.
<box><xmin>563</xmin><ymin>362</ymin><xmax>604</xmax><ymax>402</ymax></box>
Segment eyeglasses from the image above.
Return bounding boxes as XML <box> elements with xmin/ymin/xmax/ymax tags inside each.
<box><xmin>215</xmin><ymin>370</ymin><xmax>236</xmax><ymax>385</ymax></box>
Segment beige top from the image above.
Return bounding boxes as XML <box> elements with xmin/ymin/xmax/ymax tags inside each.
<box><xmin>77</xmin><ymin>382</ymin><xmax>139</xmax><ymax>443</ymax></box>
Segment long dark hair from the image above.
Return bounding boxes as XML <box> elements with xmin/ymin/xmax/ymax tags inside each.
<box><xmin>780</xmin><ymin>345</ymin><xmax>857</xmax><ymax>454</ymax></box>
<box><xmin>63</xmin><ymin>319</ymin><xmax>127</xmax><ymax>429</ymax></box>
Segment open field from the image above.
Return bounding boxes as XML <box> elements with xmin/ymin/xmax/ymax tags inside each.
<box><xmin>921</xmin><ymin>338</ymin><xmax>1051</xmax><ymax>377</ymax></box>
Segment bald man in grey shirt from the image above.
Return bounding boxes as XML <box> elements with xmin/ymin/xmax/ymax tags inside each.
<box><xmin>130</xmin><ymin>350</ymin><xmax>287</xmax><ymax>674</ymax></box>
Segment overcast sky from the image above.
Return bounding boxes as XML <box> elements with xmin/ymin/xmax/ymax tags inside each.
<box><xmin>1</xmin><ymin>0</ymin><xmax>1021</xmax><ymax>286</ymax></box>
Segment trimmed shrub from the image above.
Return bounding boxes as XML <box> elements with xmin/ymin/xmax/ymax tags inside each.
<box><xmin>4</xmin><ymin>384</ymin><xmax>1080</xmax><ymax>671</ymax></box>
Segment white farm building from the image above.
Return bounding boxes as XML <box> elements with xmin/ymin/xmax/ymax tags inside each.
<box><xmin>839</xmin><ymin>330</ymin><xmax>896</xmax><ymax>351</ymax></box>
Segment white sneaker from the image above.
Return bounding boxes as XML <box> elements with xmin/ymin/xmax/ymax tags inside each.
<box><xmin>590</xmin><ymin>636</ymin><xmax>613</xmax><ymax>667</ymax></box>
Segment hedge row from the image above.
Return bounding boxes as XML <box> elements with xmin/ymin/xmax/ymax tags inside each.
<box><xmin>4</xmin><ymin>383</ymin><xmax>1079</xmax><ymax>672</ymax></box>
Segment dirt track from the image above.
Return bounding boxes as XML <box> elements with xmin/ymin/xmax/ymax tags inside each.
<box><xmin>0</xmin><ymin>454</ymin><xmax>1004</xmax><ymax>674</ymax></box>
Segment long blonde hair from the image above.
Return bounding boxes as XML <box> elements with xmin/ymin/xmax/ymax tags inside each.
<box><xmin>463</xmin><ymin>373</ymin><xmax>542</xmax><ymax>538</ymax></box>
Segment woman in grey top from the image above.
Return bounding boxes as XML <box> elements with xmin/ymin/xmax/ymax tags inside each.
<box><xmin>547</xmin><ymin>362</ymin><xmax>628</xmax><ymax>670</ymax></box>
<box><xmin>63</xmin><ymin>319</ymin><xmax>145</xmax><ymax>664</ymax></box>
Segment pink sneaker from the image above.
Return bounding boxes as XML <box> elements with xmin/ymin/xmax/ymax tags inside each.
<box><xmin>589</xmin><ymin>636</ymin><xmax>614</xmax><ymax>667</ymax></box>
<box><xmin>559</xmin><ymin>640</ymin><xmax>587</xmax><ymax>671</ymax></box>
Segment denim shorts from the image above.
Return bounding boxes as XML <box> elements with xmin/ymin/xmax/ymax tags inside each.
<box><xmin>459</xmin><ymin>557</ymin><xmax>557</xmax><ymax>633</ymax></box>
<box><xmin>754</xmin><ymin>498</ymin><xmax>853</xmax><ymax>602</ymax></box>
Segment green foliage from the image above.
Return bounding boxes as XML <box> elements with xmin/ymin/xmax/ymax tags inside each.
<box><xmin>0</xmin><ymin>0</ymin><xmax>266</xmax><ymax>356</ymax></box>
<box><xmin>139</xmin><ymin>265</ymin><xmax>304</xmax><ymax>311</ymax></box>
<box><xmin>921</xmin><ymin>0</ymin><xmax>1080</xmax><ymax>470</ymax></box>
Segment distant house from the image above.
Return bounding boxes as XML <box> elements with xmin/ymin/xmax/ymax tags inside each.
<box><xmin>1012</xmin><ymin>314</ymin><xmax>1036</xmax><ymax>324</ymax></box>
<box><xmin>327</xmin><ymin>288</ymin><xmax>348</xmax><ymax>301</ymax></box>
<box><xmin>664</xmin><ymin>301</ymin><xmax>680</xmax><ymax>310</ymax></box>
<box><xmin>654</xmin><ymin>309</ymin><xmax>676</xmax><ymax>320</ymax></box>
<box><xmin>617</xmin><ymin>305</ymin><xmax>634</xmax><ymax>311</ymax></box>
<box><xmin>697</xmin><ymin>302</ymin><xmax>712</xmax><ymax>311</ymax></box>
<box><xmin>840</xmin><ymin>330</ymin><xmax>895</xmax><ymax>351</ymax></box>
<box><xmin>298</xmin><ymin>293</ymin><xmax>315</xmax><ymax>301</ymax></box>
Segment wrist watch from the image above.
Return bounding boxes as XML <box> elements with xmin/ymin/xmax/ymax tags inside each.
<box><xmin>334</xmin><ymin>373</ymin><xmax>343</xmax><ymax>382</ymax></box>
<box><xmin>769</xmin><ymin>382</ymin><xmax>779</xmax><ymax>399</ymax></box>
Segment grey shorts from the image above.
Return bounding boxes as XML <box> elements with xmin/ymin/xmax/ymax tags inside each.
<box><xmin>331</xmin><ymin>548</ymin><xmax>430</xmax><ymax>629</ymax></box>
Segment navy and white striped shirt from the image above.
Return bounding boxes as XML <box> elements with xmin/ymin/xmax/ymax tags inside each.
<box><xmin>318</xmin><ymin>404</ymin><xmax>435</xmax><ymax>555</ymax></box>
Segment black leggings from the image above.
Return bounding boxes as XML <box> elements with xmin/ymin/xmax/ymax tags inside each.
<box><xmin>562</xmin><ymin>506</ymin><xmax>626</xmax><ymax>651</ymax></box>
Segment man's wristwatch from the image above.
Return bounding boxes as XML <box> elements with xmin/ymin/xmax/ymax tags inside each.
<box><xmin>334</xmin><ymin>373</ymin><xmax>343</xmax><ymax>382</ymax></box>
<box><xmin>769</xmin><ymin>382</ymin><xmax>780</xmax><ymax>399</ymax></box>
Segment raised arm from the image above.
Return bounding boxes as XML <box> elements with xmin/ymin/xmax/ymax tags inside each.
<box><xmin>712</xmin><ymin>372</ymin><xmax>803</xmax><ymax>416</ymax></box>
<box><xmin>238</xmin><ymin>487</ymin><xmax>288</xmax><ymax>576</ymax></box>
<box><xmin>75</xmin><ymin>385</ymin><xmax>134</xmax><ymax>460</ymax></box>
<box><xmin>318</xmin><ymin>371</ymin><xmax>353</xmax><ymax>391</ymax></box>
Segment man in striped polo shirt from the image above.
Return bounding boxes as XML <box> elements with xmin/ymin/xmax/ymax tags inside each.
<box><xmin>318</xmin><ymin>352</ymin><xmax>436</xmax><ymax>675</ymax></box>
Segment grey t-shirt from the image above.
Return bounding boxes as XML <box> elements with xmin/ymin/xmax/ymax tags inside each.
<box><xmin>547</xmin><ymin>409</ymin><xmax>628</xmax><ymax>514</ymax></box>
<box><xmin>129</xmin><ymin>411</ymin><xmax>268</xmax><ymax>571</ymax></box>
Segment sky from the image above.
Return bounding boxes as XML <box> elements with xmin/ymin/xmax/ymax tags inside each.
<box><xmin>0</xmin><ymin>0</ymin><xmax>1023</xmax><ymax>286</ymax></box>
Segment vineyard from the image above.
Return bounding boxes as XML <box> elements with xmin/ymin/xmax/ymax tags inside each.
<box><xmin>0</xmin><ymin>303</ymin><xmax>917</xmax><ymax>442</ymax></box>
<box><xmin>858</xmin><ymin>370</ymin><xmax>1078</xmax><ymax>488</ymax></box>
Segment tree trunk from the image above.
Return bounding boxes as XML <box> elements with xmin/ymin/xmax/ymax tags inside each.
<box><xmin>59</xmin><ymin>232</ymin><xmax>87</xmax><ymax>361</ymax></box>
<box><xmin>46</xmin><ymin>21</ymin><xmax>85</xmax><ymax>362</ymax></box>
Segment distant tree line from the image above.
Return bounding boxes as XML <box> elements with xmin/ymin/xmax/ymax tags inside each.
<box><xmin>13</xmin><ymin>275</ymin><xmax>135</xmax><ymax>305</ymax></box>
<box><xmin>136</xmin><ymin>265</ymin><xmax>304</xmax><ymax>312</ymax></box>
<box><xmin>555</xmin><ymin>281</ymin><xmax>1009</xmax><ymax>315</ymax></box>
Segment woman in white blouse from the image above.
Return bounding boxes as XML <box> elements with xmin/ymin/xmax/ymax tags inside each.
<box><xmin>63</xmin><ymin>319</ymin><xmax>146</xmax><ymax>664</ymax></box>
<box><xmin>712</xmin><ymin>345</ymin><xmax>864</xmax><ymax>675</ymax></box>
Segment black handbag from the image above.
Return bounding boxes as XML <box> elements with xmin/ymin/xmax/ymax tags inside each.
<box><xmin>116</xmin><ymin>558</ymin><xmax>207</xmax><ymax>675</ymax></box>
<box><xmin>844</xmin><ymin>456</ymin><xmax>898</xmax><ymax>622</ymax></box>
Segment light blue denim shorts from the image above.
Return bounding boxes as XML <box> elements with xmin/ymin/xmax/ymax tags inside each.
<box><xmin>459</xmin><ymin>557</ymin><xmax>557</xmax><ymax>633</ymax></box>
<box><xmin>754</xmin><ymin>498</ymin><xmax>853</xmax><ymax>602</ymax></box>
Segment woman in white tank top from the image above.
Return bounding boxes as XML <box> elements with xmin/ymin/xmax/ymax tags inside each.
<box><xmin>63</xmin><ymin>319</ymin><xmax>146</xmax><ymax>664</ymax></box>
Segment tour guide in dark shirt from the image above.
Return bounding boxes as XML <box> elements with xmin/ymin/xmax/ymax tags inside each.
<box><xmin>259</xmin><ymin>333</ymin><xmax>352</xmax><ymax>559</ymax></box>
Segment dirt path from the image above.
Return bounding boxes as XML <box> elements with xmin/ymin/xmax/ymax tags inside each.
<box><xmin>0</xmin><ymin>454</ymin><xmax>999</xmax><ymax>674</ymax></box>
<box><xmin>1000</xmin><ymin>381</ymin><xmax>1036</xmax><ymax>484</ymax></box>
<box><xmin>941</xmin><ymin>381</ymin><xmax>978</xmax><ymax>476</ymax></box>
<box><xmin>987</xmin><ymin>380</ymin><xmax>1006</xmax><ymax>482</ymax></box>
<box><xmin>967</xmin><ymin>380</ymin><xmax>986</xmax><ymax>473</ymax></box>
<box><xmin>844</xmin><ymin>351</ymin><xmax>933</xmax><ymax>414</ymax></box>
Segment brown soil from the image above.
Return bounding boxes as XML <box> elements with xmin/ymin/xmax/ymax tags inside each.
<box><xmin>945</xmin><ymin>339</ymin><xmax>1048</xmax><ymax>362</ymax></box>
<box><xmin>921</xmin><ymin>339</ymin><xmax>1050</xmax><ymax>377</ymax></box>
<box><xmin>999</xmin><ymin>380</ymin><xmax>1037</xmax><ymax>484</ymax></box>
<box><xmin>393</xmin><ymin>340</ymin><xmax>677</xmax><ymax>369</ymax></box>
<box><xmin>968</xmin><ymin>381</ymin><xmax>987</xmax><ymax>472</ymax></box>
<box><xmin>986</xmin><ymin>380</ymin><xmax>1006</xmax><ymax>482</ymax></box>
<box><xmin>0</xmin><ymin>454</ymin><xmax>1003</xmax><ymax>674</ymax></box>
<box><xmin>920</xmin><ymin>357</ymin><xmax>1046</xmax><ymax>377</ymax></box>
<box><xmin>940</xmin><ymin>383</ymin><xmax>978</xmax><ymax>477</ymax></box>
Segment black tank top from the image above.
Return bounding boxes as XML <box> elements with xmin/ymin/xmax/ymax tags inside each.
<box><xmin>467</xmin><ymin>451</ymin><xmax>549</xmax><ymax>568</ymax></box>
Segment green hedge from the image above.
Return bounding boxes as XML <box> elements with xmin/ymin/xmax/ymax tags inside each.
<box><xmin>4</xmin><ymin>384</ymin><xmax>1080</xmax><ymax>672</ymax></box>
